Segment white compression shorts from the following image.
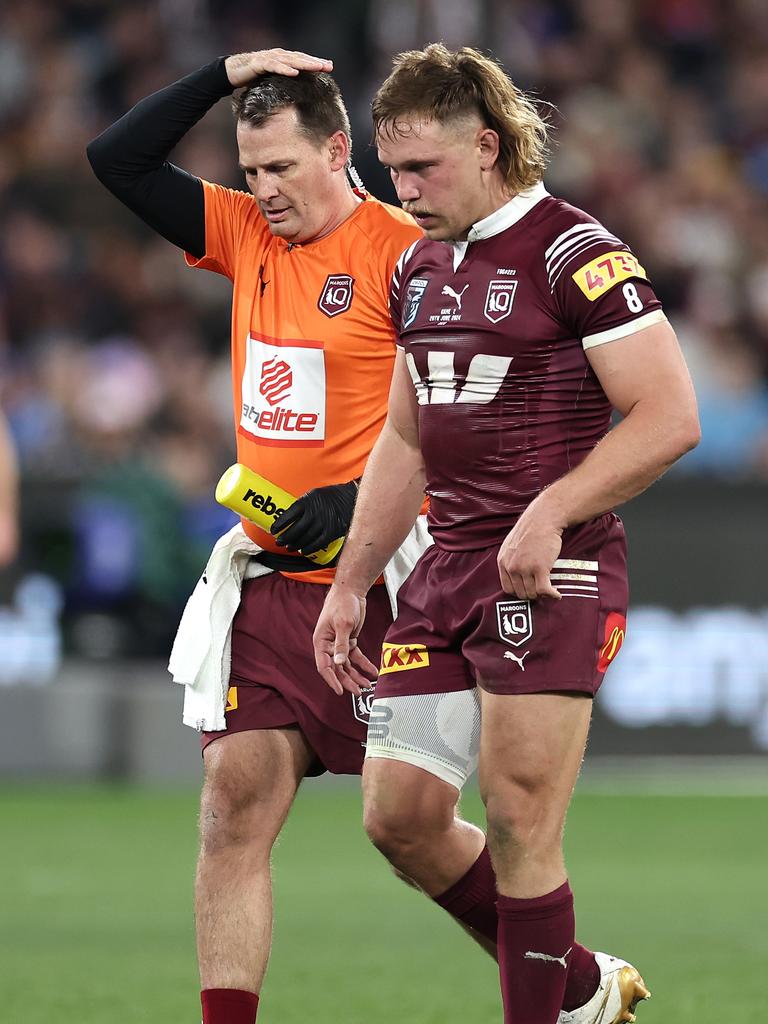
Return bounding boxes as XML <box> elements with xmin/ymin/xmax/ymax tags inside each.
<box><xmin>364</xmin><ymin>689</ymin><xmax>481</xmax><ymax>791</ymax></box>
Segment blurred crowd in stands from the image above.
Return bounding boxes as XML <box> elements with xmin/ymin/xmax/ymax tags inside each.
<box><xmin>1</xmin><ymin>0</ymin><xmax>767</xmax><ymax>655</ymax></box>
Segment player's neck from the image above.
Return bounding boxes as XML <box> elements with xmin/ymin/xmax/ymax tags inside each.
<box><xmin>458</xmin><ymin>180</ymin><xmax>515</xmax><ymax>240</ymax></box>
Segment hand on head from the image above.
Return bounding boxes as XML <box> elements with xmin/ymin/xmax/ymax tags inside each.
<box><xmin>225</xmin><ymin>49</ymin><xmax>333</xmax><ymax>88</ymax></box>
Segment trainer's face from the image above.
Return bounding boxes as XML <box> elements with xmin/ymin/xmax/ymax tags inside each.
<box><xmin>377</xmin><ymin>115</ymin><xmax>504</xmax><ymax>241</ymax></box>
<box><xmin>237</xmin><ymin>108</ymin><xmax>348</xmax><ymax>243</ymax></box>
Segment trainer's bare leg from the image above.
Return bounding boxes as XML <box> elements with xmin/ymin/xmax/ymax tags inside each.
<box><xmin>479</xmin><ymin>690</ymin><xmax>592</xmax><ymax>1024</ymax></box>
<box><xmin>196</xmin><ymin>727</ymin><xmax>314</xmax><ymax>991</ymax></box>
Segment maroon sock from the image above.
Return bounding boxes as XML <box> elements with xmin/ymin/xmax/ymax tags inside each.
<box><xmin>563</xmin><ymin>942</ymin><xmax>600</xmax><ymax>1011</ymax></box>
<box><xmin>433</xmin><ymin>845</ymin><xmax>498</xmax><ymax>942</ymax></box>
<box><xmin>497</xmin><ymin>881</ymin><xmax>575</xmax><ymax>1024</ymax></box>
<box><xmin>433</xmin><ymin>848</ymin><xmax>599</xmax><ymax>1012</ymax></box>
<box><xmin>201</xmin><ymin>988</ymin><xmax>259</xmax><ymax>1024</ymax></box>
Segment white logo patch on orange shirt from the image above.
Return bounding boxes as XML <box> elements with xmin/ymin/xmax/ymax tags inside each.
<box><xmin>240</xmin><ymin>334</ymin><xmax>326</xmax><ymax>447</ymax></box>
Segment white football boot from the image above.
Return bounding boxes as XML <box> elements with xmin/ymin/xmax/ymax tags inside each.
<box><xmin>558</xmin><ymin>951</ymin><xmax>650</xmax><ymax>1024</ymax></box>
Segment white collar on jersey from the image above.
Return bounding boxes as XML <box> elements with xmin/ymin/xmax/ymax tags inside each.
<box><xmin>451</xmin><ymin>181</ymin><xmax>549</xmax><ymax>269</ymax></box>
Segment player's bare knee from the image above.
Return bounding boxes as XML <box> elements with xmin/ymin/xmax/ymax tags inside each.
<box><xmin>364</xmin><ymin>803</ymin><xmax>414</xmax><ymax>860</ymax></box>
<box><xmin>364</xmin><ymin>797</ymin><xmax>453</xmax><ymax>873</ymax></box>
<box><xmin>484</xmin><ymin>786</ymin><xmax>560</xmax><ymax>863</ymax></box>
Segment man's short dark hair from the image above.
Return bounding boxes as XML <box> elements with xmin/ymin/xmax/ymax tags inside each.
<box><xmin>232</xmin><ymin>72</ymin><xmax>352</xmax><ymax>151</ymax></box>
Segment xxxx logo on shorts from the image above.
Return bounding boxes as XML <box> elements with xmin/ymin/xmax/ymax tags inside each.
<box><xmin>225</xmin><ymin>686</ymin><xmax>238</xmax><ymax>712</ymax></box>
<box><xmin>379</xmin><ymin>643</ymin><xmax>430</xmax><ymax>675</ymax></box>
<box><xmin>597</xmin><ymin>612</ymin><xmax>626</xmax><ymax>673</ymax></box>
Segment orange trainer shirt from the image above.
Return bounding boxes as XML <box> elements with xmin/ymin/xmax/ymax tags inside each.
<box><xmin>185</xmin><ymin>180</ymin><xmax>421</xmax><ymax>583</ymax></box>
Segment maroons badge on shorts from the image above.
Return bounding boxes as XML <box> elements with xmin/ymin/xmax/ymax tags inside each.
<box><xmin>352</xmin><ymin>685</ymin><xmax>376</xmax><ymax>724</ymax></box>
<box><xmin>496</xmin><ymin>600</ymin><xmax>533</xmax><ymax>647</ymax></box>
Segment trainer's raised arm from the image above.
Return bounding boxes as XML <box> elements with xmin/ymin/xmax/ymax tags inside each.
<box><xmin>224</xmin><ymin>49</ymin><xmax>332</xmax><ymax>87</ymax></box>
<box><xmin>86</xmin><ymin>49</ymin><xmax>333</xmax><ymax>258</ymax></box>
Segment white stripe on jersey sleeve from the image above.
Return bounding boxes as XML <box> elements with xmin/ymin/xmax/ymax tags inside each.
<box><xmin>391</xmin><ymin>240</ymin><xmax>420</xmax><ymax>294</ymax></box>
<box><xmin>582</xmin><ymin>309</ymin><xmax>667</xmax><ymax>350</ymax></box>
<box><xmin>546</xmin><ymin>226</ymin><xmax>623</xmax><ymax>288</ymax></box>
<box><xmin>545</xmin><ymin>222</ymin><xmax>616</xmax><ymax>263</ymax></box>
<box><xmin>548</xmin><ymin>234</ymin><xmax>626</xmax><ymax>290</ymax></box>
<box><xmin>390</xmin><ymin>240</ymin><xmax>422</xmax><ymax>321</ymax></box>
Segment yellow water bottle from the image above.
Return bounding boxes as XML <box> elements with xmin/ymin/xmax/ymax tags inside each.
<box><xmin>215</xmin><ymin>463</ymin><xmax>344</xmax><ymax>566</ymax></box>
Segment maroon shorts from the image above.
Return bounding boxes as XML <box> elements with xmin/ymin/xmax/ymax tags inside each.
<box><xmin>375</xmin><ymin>514</ymin><xmax>628</xmax><ymax>699</ymax></box>
<box><xmin>201</xmin><ymin>573</ymin><xmax>392</xmax><ymax>775</ymax></box>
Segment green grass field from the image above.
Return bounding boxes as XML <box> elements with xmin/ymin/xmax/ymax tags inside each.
<box><xmin>2</xmin><ymin>782</ymin><xmax>765</xmax><ymax>1022</ymax></box>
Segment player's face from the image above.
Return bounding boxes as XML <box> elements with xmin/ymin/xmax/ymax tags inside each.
<box><xmin>237</xmin><ymin>109</ymin><xmax>344</xmax><ymax>243</ymax></box>
<box><xmin>377</xmin><ymin>116</ymin><xmax>502</xmax><ymax>241</ymax></box>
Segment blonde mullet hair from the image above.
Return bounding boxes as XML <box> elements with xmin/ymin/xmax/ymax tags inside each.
<box><xmin>372</xmin><ymin>43</ymin><xmax>549</xmax><ymax>193</ymax></box>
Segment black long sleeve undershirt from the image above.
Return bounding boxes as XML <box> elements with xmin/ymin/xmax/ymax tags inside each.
<box><xmin>86</xmin><ymin>58</ymin><xmax>234</xmax><ymax>258</ymax></box>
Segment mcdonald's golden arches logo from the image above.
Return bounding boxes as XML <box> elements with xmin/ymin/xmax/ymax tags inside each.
<box><xmin>597</xmin><ymin>613</ymin><xmax>626</xmax><ymax>673</ymax></box>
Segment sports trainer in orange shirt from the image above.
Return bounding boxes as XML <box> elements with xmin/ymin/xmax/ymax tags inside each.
<box><xmin>88</xmin><ymin>49</ymin><xmax>421</xmax><ymax>1024</ymax></box>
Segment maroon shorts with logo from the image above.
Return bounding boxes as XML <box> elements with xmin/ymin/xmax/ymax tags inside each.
<box><xmin>201</xmin><ymin>573</ymin><xmax>392</xmax><ymax>775</ymax></box>
<box><xmin>375</xmin><ymin>514</ymin><xmax>628</xmax><ymax>699</ymax></box>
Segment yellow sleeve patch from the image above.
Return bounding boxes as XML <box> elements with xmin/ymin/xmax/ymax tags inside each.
<box><xmin>572</xmin><ymin>251</ymin><xmax>647</xmax><ymax>301</ymax></box>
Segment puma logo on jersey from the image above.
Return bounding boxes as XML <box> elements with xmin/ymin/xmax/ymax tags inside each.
<box><xmin>405</xmin><ymin>351</ymin><xmax>512</xmax><ymax>406</ymax></box>
<box><xmin>441</xmin><ymin>283</ymin><xmax>469</xmax><ymax>309</ymax></box>
<box><xmin>504</xmin><ymin>650</ymin><xmax>530</xmax><ymax>670</ymax></box>
<box><xmin>524</xmin><ymin>947</ymin><xmax>571</xmax><ymax>969</ymax></box>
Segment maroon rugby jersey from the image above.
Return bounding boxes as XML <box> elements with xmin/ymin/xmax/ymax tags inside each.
<box><xmin>390</xmin><ymin>182</ymin><xmax>666</xmax><ymax>550</ymax></box>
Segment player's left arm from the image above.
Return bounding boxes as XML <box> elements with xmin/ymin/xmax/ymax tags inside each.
<box><xmin>497</xmin><ymin>318</ymin><xmax>700</xmax><ymax>599</ymax></box>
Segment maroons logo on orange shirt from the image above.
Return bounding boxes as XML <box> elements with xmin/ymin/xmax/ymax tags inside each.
<box><xmin>597</xmin><ymin>612</ymin><xmax>626</xmax><ymax>673</ymax></box>
<box><xmin>318</xmin><ymin>274</ymin><xmax>354</xmax><ymax>317</ymax></box>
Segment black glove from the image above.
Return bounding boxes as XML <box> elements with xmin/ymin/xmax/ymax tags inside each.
<box><xmin>270</xmin><ymin>481</ymin><xmax>357</xmax><ymax>555</ymax></box>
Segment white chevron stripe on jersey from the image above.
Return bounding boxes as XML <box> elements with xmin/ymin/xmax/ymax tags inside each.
<box><xmin>548</xmin><ymin>237</ymin><xmax>627</xmax><ymax>290</ymax></box>
<box><xmin>545</xmin><ymin>222</ymin><xmax>619</xmax><ymax>266</ymax></box>
<box><xmin>553</xmin><ymin>558</ymin><xmax>598</xmax><ymax>571</ymax></box>
<box><xmin>392</xmin><ymin>240</ymin><xmax>420</xmax><ymax>288</ymax></box>
<box><xmin>546</xmin><ymin>229</ymin><xmax>624</xmax><ymax>287</ymax></box>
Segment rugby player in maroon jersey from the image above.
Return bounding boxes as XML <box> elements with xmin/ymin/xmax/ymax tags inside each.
<box><xmin>314</xmin><ymin>44</ymin><xmax>699</xmax><ymax>1024</ymax></box>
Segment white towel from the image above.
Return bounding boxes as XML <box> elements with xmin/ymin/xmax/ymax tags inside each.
<box><xmin>382</xmin><ymin>514</ymin><xmax>433</xmax><ymax>616</ymax></box>
<box><xmin>168</xmin><ymin>516</ymin><xmax>432</xmax><ymax>732</ymax></box>
<box><xmin>168</xmin><ymin>524</ymin><xmax>270</xmax><ymax>731</ymax></box>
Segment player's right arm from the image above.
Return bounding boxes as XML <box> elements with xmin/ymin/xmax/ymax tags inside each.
<box><xmin>313</xmin><ymin>349</ymin><xmax>426</xmax><ymax>695</ymax></box>
<box><xmin>86</xmin><ymin>50</ymin><xmax>331</xmax><ymax>256</ymax></box>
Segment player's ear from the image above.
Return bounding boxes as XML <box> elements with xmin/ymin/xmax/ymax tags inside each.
<box><xmin>328</xmin><ymin>130</ymin><xmax>350</xmax><ymax>171</ymax></box>
<box><xmin>477</xmin><ymin>127</ymin><xmax>500</xmax><ymax>170</ymax></box>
